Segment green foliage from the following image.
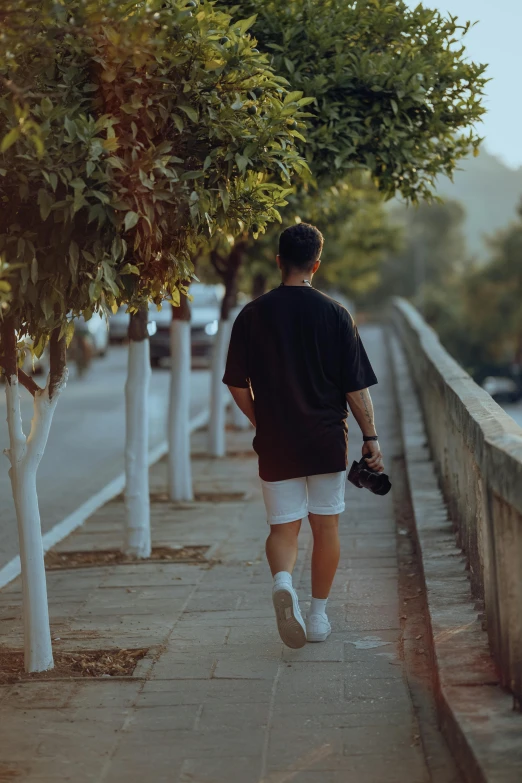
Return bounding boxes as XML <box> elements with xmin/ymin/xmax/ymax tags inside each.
<box><xmin>221</xmin><ymin>0</ymin><xmax>487</xmax><ymax>200</ymax></box>
<box><xmin>452</xmin><ymin>208</ymin><xmax>522</xmax><ymax>373</ymax></box>
<box><xmin>383</xmin><ymin>199</ymin><xmax>522</xmax><ymax>379</ymax></box>
<box><xmin>0</xmin><ymin>0</ymin><xmax>306</xmax><ymax>351</ymax></box>
<box><xmin>0</xmin><ymin>253</ymin><xmax>13</xmax><ymax>309</ymax></box>
<box><xmin>241</xmin><ymin>176</ymin><xmax>401</xmax><ymax>300</ymax></box>
<box><xmin>212</xmin><ymin>0</ymin><xmax>486</xmax><ymax>302</ymax></box>
<box><xmin>314</xmin><ymin>181</ymin><xmax>402</xmax><ymax>298</ymax></box>
<box><xmin>370</xmin><ymin>200</ymin><xmax>468</xmax><ymax>307</ymax></box>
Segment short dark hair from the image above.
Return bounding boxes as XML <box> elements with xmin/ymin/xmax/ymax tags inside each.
<box><xmin>278</xmin><ymin>223</ymin><xmax>324</xmax><ymax>272</ymax></box>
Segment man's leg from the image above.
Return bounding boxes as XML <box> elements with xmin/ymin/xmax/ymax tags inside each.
<box><xmin>265</xmin><ymin>519</ymin><xmax>301</xmax><ymax>576</ymax></box>
<box><xmin>305</xmin><ymin>471</ymin><xmax>345</xmax><ymax>642</ymax></box>
<box><xmin>308</xmin><ymin>513</ymin><xmax>340</xmax><ymax>598</ymax></box>
<box><xmin>265</xmin><ymin>520</ymin><xmax>307</xmax><ymax>649</ymax></box>
<box><xmin>260</xmin><ymin>476</ymin><xmax>308</xmax><ymax>649</ymax></box>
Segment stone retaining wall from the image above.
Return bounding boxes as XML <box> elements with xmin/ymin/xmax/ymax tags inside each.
<box><xmin>391</xmin><ymin>298</ymin><xmax>522</xmax><ymax>703</ymax></box>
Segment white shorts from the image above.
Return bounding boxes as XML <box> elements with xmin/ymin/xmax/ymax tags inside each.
<box><xmin>260</xmin><ymin>471</ymin><xmax>347</xmax><ymax>525</ymax></box>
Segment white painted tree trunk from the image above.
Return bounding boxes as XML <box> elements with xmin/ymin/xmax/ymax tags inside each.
<box><xmin>208</xmin><ymin>319</ymin><xmax>232</xmax><ymax>457</ymax></box>
<box><xmin>231</xmin><ymin>394</ymin><xmax>251</xmax><ymax>430</ymax></box>
<box><xmin>4</xmin><ymin>371</ymin><xmax>66</xmax><ymax>672</ymax></box>
<box><xmin>168</xmin><ymin>320</ymin><xmax>193</xmax><ymax>501</ymax></box>
<box><xmin>124</xmin><ymin>339</ymin><xmax>152</xmax><ymax>557</ymax></box>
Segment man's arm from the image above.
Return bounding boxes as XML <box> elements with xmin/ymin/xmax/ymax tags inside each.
<box><xmin>228</xmin><ymin>385</ymin><xmax>256</xmax><ymax>428</ymax></box>
<box><xmin>346</xmin><ymin>388</ymin><xmax>384</xmax><ymax>472</ymax></box>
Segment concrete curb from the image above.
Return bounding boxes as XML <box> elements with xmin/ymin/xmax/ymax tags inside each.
<box><xmin>389</xmin><ymin>335</ymin><xmax>522</xmax><ymax>783</ymax></box>
<box><xmin>0</xmin><ymin>407</ymin><xmax>210</xmax><ymax>590</ymax></box>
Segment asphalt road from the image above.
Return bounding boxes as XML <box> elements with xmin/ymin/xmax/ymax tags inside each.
<box><xmin>0</xmin><ymin>346</ymin><xmax>210</xmax><ymax>570</ymax></box>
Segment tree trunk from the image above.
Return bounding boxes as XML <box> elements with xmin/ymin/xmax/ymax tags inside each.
<box><xmin>168</xmin><ymin>289</ymin><xmax>193</xmax><ymax>501</ymax></box>
<box><xmin>208</xmin><ymin>319</ymin><xmax>232</xmax><ymax>457</ymax></box>
<box><xmin>1</xmin><ymin>322</ymin><xmax>67</xmax><ymax>672</ymax></box>
<box><xmin>252</xmin><ymin>272</ymin><xmax>267</xmax><ymax>300</ymax></box>
<box><xmin>124</xmin><ymin>306</ymin><xmax>151</xmax><ymax>557</ymax></box>
<box><xmin>231</xmin><ymin>392</ymin><xmax>252</xmax><ymax>430</ymax></box>
<box><xmin>208</xmin><ymin>241</ymin><xmax>245</xmax><ymax>457</ymax></box>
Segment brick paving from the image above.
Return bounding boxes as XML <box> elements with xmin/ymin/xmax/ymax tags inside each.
<box><xmin>0</xmin><ymin>328</ymin><xmax>461</xmax><ymax>782</ymax></box>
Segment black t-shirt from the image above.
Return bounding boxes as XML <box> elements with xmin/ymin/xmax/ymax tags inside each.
<box><xmin>222</xmin><ymin>285</ymin><xmax>377</xmax><ymax>482</ymax></box>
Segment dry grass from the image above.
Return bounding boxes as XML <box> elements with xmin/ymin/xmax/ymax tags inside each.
<box><xmin>0</xmin><ymin>648</ymin><xmax>148</xmax><ymax>684</ymax></box>
<box><xmin>45</xmin><ymin>545</ymin><xmax>209</xmax><ymax>570</ymax></box>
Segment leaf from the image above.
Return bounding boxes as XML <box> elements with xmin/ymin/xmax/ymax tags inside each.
<box><xmin>180</xmin><ymin>170</ymin><xmax>205</xmax><ymax>180</ymax></box>
<box><xmin>30</xmin><ymin>133</ymin><xmax>45</xmax><ymax>158</ymax></box>
<box><xmin>106</xmin><ymin>156</ymin><xmax>125</xmax><ymax>171</ymax></box>
<box><xmin>234</xmin><ymin>15</ymin><xmax>257</xmax><ymax>35</ymax></box>
<box><xmin>124</xmin><ymin>211</ymin><xmax>139</xmax><ymax>231</ymax></box>
<box><xmin>284</xmin><ymin>91</ymin><xmax>303</xmax><ymax>105</ymax></box>
<box><xmin>0</xmin><ymin>127</ymin><xmax>21</xmax><ymax>153</ymax></box>
<box><xmin>69</xmin><ymin>241</ymin><xmax>79</xmax><ymax>280</ymax></box>
<box><xmin>178</xmin><ymin>104</ymin><xmax>198</xmax><ymax>122</ymax></box>
<box><xmin>103</xmin><ymin>137</ymin><xmax>119</xmax><ymax>152</ymax></box>
<box><xmin>70</xmin><ymin>178</ymin><xmax>86</xmax><ymax>190</ymax></box>
<box><xmin>284</xmin><ymin>57</ymin><xmax>295</xmax><ymax>74</ymax></box>
<box><xmin>65</xmin><ymin>321</ymin><xmax>75</xmax><ymax>348</ymax></box>
<box><xmin>41</xmin><ymin>297</ymin><xmax>53</xmax><ymax>321</ymax></box>
<box><xmin>40</xmin><ymin>97</ymin><xmax>53</xmax><ymax>116</ymax></box>
<box><xmin>172</xmin><ymin>114</ymin><xmax>184</xmax><ymax>133</ymax></box>
<box><xmin>390</xmin><ymin>99</ymin><xmax>399</xmax><ymax>115</ymax></box>
<box><xmin>168</xmin><ymin>288</ymin><xmax>181</xmax><ymax>307</ymax></box>
<box><xmin>101</xmin><ymin>68</ymin><xmax>117</xmax><ymax>83</ymax></box>
<box><xmin>120</xmin><ymin>263</ymin><xmax>140</xmax><ymax>275</ymax></box>
<box><xmin>219</xmin><ymin>182</ymin><xmax>230</xmax><ymax>213</ymax></box>
<box><xmin>235</xmin><ymin>154</ymin><xmax>249</xmax><ymax>173</ymax></box>
<box><xmin>37</xmin><ymin>189</ymin><xmax>53</xmax><ymax>221</ymax></box>
<box><xmin>90</xmin><ymin>190</ymin><xmax>110</xmax><ymax>204</ymax></box>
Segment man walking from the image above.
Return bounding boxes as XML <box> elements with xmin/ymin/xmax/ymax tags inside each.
<box><xmin>223</xmin><ymin>223</ymin><xmax>384</xmax><ymax>649</ymax></box>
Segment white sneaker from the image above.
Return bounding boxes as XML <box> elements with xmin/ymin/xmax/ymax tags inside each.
<box><xmin>306</xmin><ymin>613</ymin><xmax>331</xmax><ymax>642</ymax></box>
<box><xmin>272</xmin><ymin>583</ymin><xmax>307</xmax><ymax>649</ymax></box>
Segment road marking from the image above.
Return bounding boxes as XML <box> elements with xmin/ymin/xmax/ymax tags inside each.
<box><xmin>0</xmin><ymin>407</ymin><xmax>210</xmax><ymax>590</ymax></box>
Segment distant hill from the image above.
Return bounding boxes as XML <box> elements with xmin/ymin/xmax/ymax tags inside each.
<box><xmin>435</xmin><ymin>149</ymin><xmax>522</xmax><ymax>258</ymax></box>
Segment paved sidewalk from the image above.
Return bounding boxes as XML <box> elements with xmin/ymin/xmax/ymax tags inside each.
<box><xmin>0</xmin><ymin>327</ymin><xmax>461</xmax><ymax>782</ymax></box>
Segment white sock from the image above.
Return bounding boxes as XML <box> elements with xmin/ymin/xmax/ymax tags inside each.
<box><xmin>273</xmin><ymin>571</ymin><xmax>292</xmax><ymax>585</ymax></box>
<box><xmin>310</xmin><ymin>597</ymin><xmax>328</xmax><ymax>617</ymax></box>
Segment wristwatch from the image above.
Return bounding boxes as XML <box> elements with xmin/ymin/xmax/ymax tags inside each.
<box><xmin>363</xmin><ymin>435</ymin><xmax>379</xmax><ymax>442</ymax></box>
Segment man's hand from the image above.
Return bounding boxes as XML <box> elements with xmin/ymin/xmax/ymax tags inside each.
<box><xmin>362</xmin><ymin>440</ymin><xmax>384</xmax><ymax>473</ymax></box>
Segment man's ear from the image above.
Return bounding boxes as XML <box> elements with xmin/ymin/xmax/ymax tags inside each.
<box><xmin>276</xmin><ymin>254</ymin><xmax>282</xmax><ymax>271</ymax></box>
<box><xmin>312</xmin><ymin>258</ymin><xmax>321</xmax><ymax>274</ymax></box>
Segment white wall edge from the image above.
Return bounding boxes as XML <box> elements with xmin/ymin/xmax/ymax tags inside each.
<box><xmin>0</xmin><ymin>406</ymin><xmax>210</xmax><ymax>590</ymax></box>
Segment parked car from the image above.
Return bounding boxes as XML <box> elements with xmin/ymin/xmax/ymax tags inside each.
<box><xmin>20</xmin><ymin>313</ymin><xmax>108</xmax><ymax>376</ymax></box>
<box><xmin>108</xmin><ymin>305</ymin><xmax>130</xmax><ymax>343</ymax></box>
<box><xmin>149</xmin><ymin>283</ymin><xmax>223</xmax><ymax>368</ymax></box>
<box><xmin>75</xmin><ymin>312</ymin><xmax>109</xmax><ymax>357</ymax></box>
<box><xmin>482</xmin><ymin>376</ymin><xmax>520</xmax><ymax>404</ymax></box>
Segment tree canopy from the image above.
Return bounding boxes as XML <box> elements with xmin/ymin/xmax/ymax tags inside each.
<box><xmin>221</xmin><ymin>0</ymin><xmax>487</xmax><ymax>200</ymax></box>
<box><xmin>0</xmin><ymin>0</ymin><xmax>307</xmax><ymax>356</ymax></box>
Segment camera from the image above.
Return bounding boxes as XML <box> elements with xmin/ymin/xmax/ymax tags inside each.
<box><xmin>348</xmin><ymin>456</ymin><xmax>391</xmax><ymax>496</ymax></box>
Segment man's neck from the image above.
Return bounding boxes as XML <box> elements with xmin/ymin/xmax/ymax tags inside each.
<box><xmin>281</xmin><ymin>272</ymin><xmax>313</xmax><ymax>287</ymax></box>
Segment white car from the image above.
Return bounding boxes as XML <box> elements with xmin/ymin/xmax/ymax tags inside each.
<box><xmin>75</xmin><ymin>312</ymin><xmax>109</xmax><ymax>357</ymax></box>
<box><xmin>149</xmin><ymin>284</ymin><xmax>223</xmax><ymax>368</ymax></box>
<box><xmin>108</xmin><ymin>305</ymin><xmax>130</xmax><ymax>343</ymax></box>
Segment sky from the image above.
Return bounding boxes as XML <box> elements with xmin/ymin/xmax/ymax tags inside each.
<box><xmin>406</xmin><ymin>0</ymin><xmax>522</xmax><ymax>169</ymax></box>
